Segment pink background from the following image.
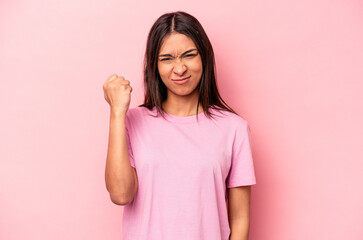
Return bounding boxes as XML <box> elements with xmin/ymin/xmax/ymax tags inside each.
<box><xmin>1</xmin><ymin>0</ymin><xmax>363</xmax><ymax>239</ymax></box>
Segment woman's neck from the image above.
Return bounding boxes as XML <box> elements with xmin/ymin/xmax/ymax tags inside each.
<box><xmin>162</xmin><ymin>93</ymin><xmax>203</xmax><ymax>117</ymax></box>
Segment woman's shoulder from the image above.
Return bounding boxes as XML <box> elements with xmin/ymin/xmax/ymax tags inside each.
<box><xmin>126</xmin><ymin>106</ymin><xmax>143</xmax><ymax>115</ymax></box>
<box><xmin>208</xmin><ymin>106</ymin><xmax>249</xmax><ymax>127</ymax></box>
<box><xmin>126</xmin><ymin>106</ymin><xmax>146</xmax><ymax>118</ymax></box>
<box><xmin>126</xmin><ymin>105</ymin><xmax>157</xmax><ymax>120</ymax></box>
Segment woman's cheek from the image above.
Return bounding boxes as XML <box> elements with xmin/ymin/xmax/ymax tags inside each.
<box><xmin>158</xmin><ymin>65</ymin><xmax>167</xmax><ymax>78</ymax></box>
<box><xmin>192</xmin><ymin>59</ymin><xmax>203</xmax><ymax>70</ymax></box>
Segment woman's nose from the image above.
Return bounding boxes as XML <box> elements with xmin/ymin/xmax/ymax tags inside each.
<box><xmin>173</xmin><ymin>60</ymin><xmax>187</xmax><ymax>75</ymax></box>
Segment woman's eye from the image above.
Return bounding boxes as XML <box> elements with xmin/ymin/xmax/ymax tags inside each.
<box><xmin>185</xmin><ymin>54</ymin><xmax>196</xmax><ymax>58</ymax></box>
<box><xmin>160</xmin><ymin>54</ymin><xmax>197</xmax><ymax>62</ymax></box>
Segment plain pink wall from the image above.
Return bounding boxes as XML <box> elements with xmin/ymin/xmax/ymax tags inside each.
<box><xmin>1</xmin><ymin>0</ymin><xmax>362</xmax><ymax>239</ymax></box>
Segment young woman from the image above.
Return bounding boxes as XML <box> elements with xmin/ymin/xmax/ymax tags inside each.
<box><xmin>103</xmin><ymin>11</ymin><xmax>256</xmax><ymax>240</ymax></box>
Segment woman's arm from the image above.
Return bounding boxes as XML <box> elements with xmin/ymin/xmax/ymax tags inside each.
<box><xmin>104</xmin><ymin>109</ymin><xmax>138</xmax><ymax>205</ymax></box>
<box><xmin>227</xmin><ymin>185</ymin><xmax>252</xmax><ymax>240</ymax></box>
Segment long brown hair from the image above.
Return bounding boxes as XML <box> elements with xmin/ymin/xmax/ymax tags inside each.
<box><xmin>139</xmin><ymin>11</ymin><xmax>238</xmax><ymax>120</ymax></box>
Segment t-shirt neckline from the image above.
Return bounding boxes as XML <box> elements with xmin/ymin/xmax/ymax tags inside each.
<box><xmin>150</xmin><ymin>106</ymin><xmax>209</xmax><ymax>123</ymax></box>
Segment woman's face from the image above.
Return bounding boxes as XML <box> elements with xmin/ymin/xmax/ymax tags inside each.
<box><xmin>157</xmin><ymin>32</ymin><xmax>203</xmax><ymax>99</ymax></box>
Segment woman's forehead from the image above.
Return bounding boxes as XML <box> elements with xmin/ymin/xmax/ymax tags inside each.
<box><xmin>159</xmin><ymin>33</ymin><xmax>196</xmax><ymax>54</ymax></box>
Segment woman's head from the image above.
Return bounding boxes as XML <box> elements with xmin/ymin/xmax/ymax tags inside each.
<box><xmin>157</xmin><ymin>32</ymin><xmax>203</xmax><ymax>102</ymax></box>
<box><xmin>140</xmin><ymin>11</ymin><xmax>237</xmax><ymax>119</ymax></box>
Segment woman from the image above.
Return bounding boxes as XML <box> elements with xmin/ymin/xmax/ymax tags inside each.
<box><xmin>103</xmin><ymin>11</ymin><xmax>256</xmax><ymax>240</ymax></box>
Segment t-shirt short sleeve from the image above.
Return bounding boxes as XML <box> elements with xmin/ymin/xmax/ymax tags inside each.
<box><xmin>226</xmin><ymin>120</ymin><xmax>256</xmax><ymax>188</ymax></box>
<box><xmin>125</xmin><ymin>113</ymin><xmax>136</xmax><ymax>168</ymax></box>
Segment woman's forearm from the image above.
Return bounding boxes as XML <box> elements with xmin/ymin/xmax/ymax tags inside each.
<box><xmin>229</xmin><ymin>218</ymin><xmax>250</xmax><ymax>240</ymax></box>
<box><xmin>104</xmin><ymin>109</ymin><xmax>137</xmax><ymax>205</ymax></box>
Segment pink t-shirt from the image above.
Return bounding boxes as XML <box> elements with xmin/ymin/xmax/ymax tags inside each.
<box><xmin>122</xmin><ymin>105</ymin><xmax>256</xmax><ymax>240</ymax></box>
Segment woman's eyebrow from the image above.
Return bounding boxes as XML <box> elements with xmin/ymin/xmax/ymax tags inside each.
<box><xmin>159</xmin><ymin>48</ymin><xmax>198</xmax><ymax>57</ymax></box>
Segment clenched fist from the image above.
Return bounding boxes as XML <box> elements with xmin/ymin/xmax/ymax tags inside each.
<box><xmin>103</xmin><ymin>74</ymin><xmax>133</xmax><ymax>114</ymax></box>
